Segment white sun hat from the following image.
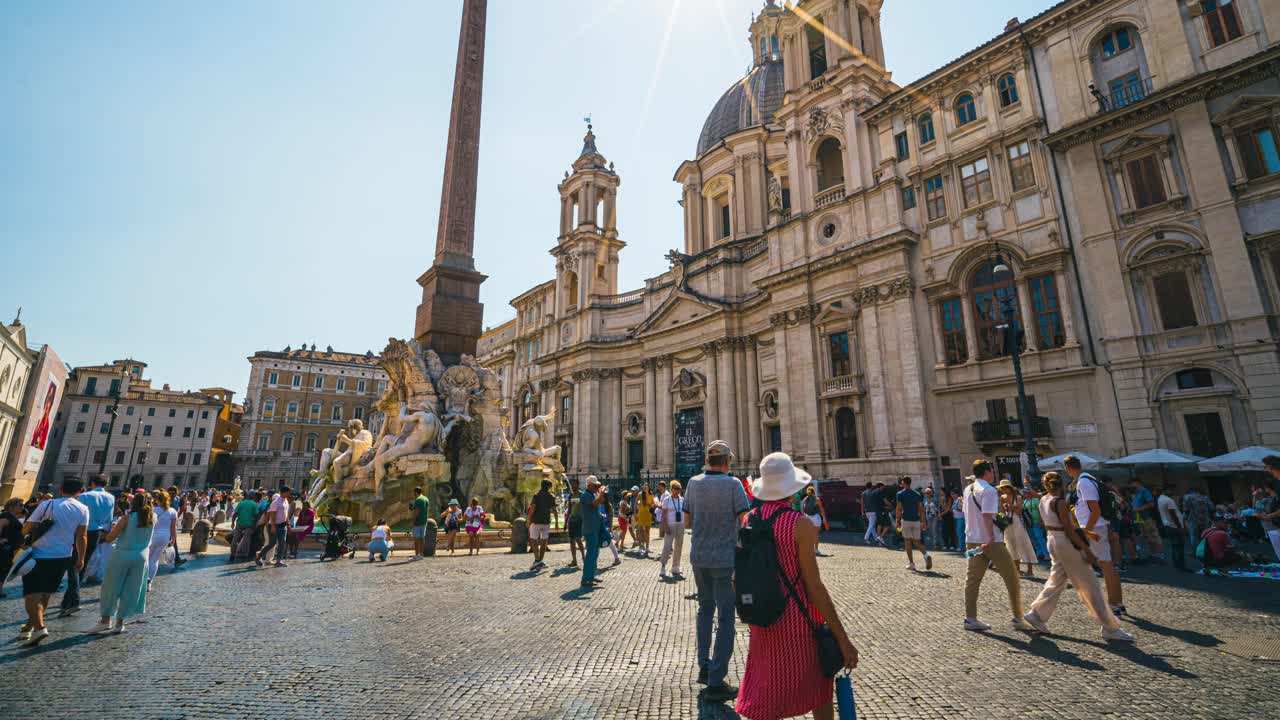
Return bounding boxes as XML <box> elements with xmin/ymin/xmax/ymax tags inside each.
<box><xmin>750</xmin><ymin>452</ymin><xmax>812</xmax><ymax>502</ymax></box>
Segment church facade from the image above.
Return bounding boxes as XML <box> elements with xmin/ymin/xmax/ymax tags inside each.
<box><xmin>477</xmin><ymin>0</ymin><xmax>1280</xmax><ymax>490</ymax></box>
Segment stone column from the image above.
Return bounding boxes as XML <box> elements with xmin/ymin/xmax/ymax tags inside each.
<box><xmin>658</xmin><ymin>358</ymin><xmax>674</xmax><ymax>472</ymax></box>
<box><xmin>604</xmin><ymin>188</ymin><xmax>617</xmax><ymax>232</ymax></box>
<box><xmin>892</xmin><ymin>285</ymin><xmax>929</xmax><ymax>450</ymax></box>
<box><xmin>733</xmin><ymin>338</ymin><xmax>750</xmax><ymax>466</ymax></box>
<box><xmin>643</xmin><ymin>359</ymin><xmax>658</xmax><ymax>469</ymax></box>
<box><xmin>773</xmin><ymin>319</ymin><xmax>793</xmax><ymax>452</ymax></box>
<box><xmin>786</xmin><ymin>321</ymin><xmax>823</xmax><ymax>463</ymax></box>
<box><xmin>614</xmin><ymin>370</ymin><xmax>625</xmax><ymax>475</ymax></box>
<box><xmin>571</xmin><ymin>373</ymin><xmax>586</xmax><ymax>472</ymax></box>
<box><xmin>962</xmin><ymin>297</ymin><xmax>979</xmax><ymax>362</ymax></box>
<box><xmin>744</xmin><ymin>338</ymin><xmax>762</xmax><ymax>466</ymax></box>
<box><xmin>860</xmin><ymin>304</ymin><xmax>892</xmax><ymax>456</ymax></box>
<box><xmin>834</xmin><ymin>0</ymin><xmax>852</xmax><ymax>62</ymax></box>
<box><xmin>717</xmin><ymin>340</ymin><xmax>739</xmax><ymax>455</ymax></box>
<box><xmin>704</xmin><ymin>343</ymin><xmax>720</xmax><ymax>445</ymax></box>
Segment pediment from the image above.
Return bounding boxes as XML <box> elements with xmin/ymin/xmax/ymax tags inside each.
<box><xmin>1102</xmin><ymin>131</ymin><xmax>1170</xmax><ymax>160</ymax></box>
<box><xmin>670</xmin><ymin>367</ymin><xmax>707</xmax><ymax>393</ymax></box>
<box><xmin>633</xmin><ymin>289</ymin><xmax>724</xmax><ymax>335</ymax></box>
<box><xmin>1212</xmin><ymin>94</ymin><xmax>1280</xmax><ymax>125</ymax></box>
<box><xmin>813</xmin><ymin>300</ymin><xmax>858</xmax><ymax>325</ymax></box>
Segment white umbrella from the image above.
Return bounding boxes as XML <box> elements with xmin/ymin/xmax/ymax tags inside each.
<box><xmin>1104</xmin><ymin>448</ymin><xmax>1205</xmax><ymax>465</ymax></box>
<box><xmin>1197</xmin><ymin>446</ymin><xmax>1280</xmax><ymax>473</ymax></box>
<box><xmin>1038</xmin><ymin>452</ymin><xmax>1109</xmax><ymax>471</ymax></box>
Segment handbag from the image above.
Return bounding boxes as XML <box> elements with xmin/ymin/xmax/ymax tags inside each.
<box><xmin>778</xmin><ymin>552</ymin><xmax>844</xmax><ymax>677</ymax></box>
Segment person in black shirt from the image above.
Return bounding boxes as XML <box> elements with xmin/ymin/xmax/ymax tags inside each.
<box><xmin>0</xmin><ymin>498</ymin><xmax>26</xmax><ymax>597</ymax></box>
<box><xmin>526</xmin><ymin>480</ymin><xmax>557</xmax><ymax>571</ymax></box>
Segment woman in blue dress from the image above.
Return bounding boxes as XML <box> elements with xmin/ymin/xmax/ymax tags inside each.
<box><xmin>91</xmin><ymin>491</ymin><xmax>155</xmax><ymax>634</ymax></box>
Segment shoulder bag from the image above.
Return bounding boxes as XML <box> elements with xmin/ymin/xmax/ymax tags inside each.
<box><xmin>777</xmin><ymin>520</ymin><xmax>844</xmax><ymax>678</ymax></box>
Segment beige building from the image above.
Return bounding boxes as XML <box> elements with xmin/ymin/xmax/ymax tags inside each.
<box><xmin>48</xmin><ymin>359</ymin><xmax>222</xmax><ymax>490</ymax></box>
<box><xmin>236</xmin><ymin>345</ymin><xmax>387</xmax><ymax>490</ymax></box>
<box><xmin>477</xmin><ymin>0</ymin><xmax>1280</xmax><ymax>495</ymax></box>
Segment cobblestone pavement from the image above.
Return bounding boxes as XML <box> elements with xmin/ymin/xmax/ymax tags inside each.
<box><xmin>3</xmin><ymin>533</ymin><xmax>1278</xmax><ymax>719</ymax></box>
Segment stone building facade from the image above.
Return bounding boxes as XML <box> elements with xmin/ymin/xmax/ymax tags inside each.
<box><xmin>478</xmin><ymin>0</ymin><xmax>1280</xmax><ymax>493</ymax></box>
<box><xmin>236</xmin><ymin>346</ymin><xmax>388</xmax><ymax>490</ymax></box>
<box><xmin>0</xmin><ymin>340</ymin><xmax>67</xmax><ymax>502</ymax></box>
<box><xmin>48</xmin><ymin>359</ymin><xmax>221</xmax><ymax>490</ymax></box>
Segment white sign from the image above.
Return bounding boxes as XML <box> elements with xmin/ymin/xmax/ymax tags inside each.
<box><xmin>1064</xmin><ymin>423</ymin><xmax>1098</xmax><ymax>436</ymax></box>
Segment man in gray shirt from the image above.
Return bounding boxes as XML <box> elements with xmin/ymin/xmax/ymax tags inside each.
<box><xmin>683</xmin><ymin>440</ymin><xmax>750</xmax><ymax>703</ymax></box>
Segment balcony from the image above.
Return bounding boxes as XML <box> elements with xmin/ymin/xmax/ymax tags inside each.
<box><xmin>972</xmin><ymin>416</ymin><xmax>1052</xmax><ymax>445</ymax></box>
<box><xmin>814</xmin><ymin>183</ymin><xmax>846</xmax><ymax>209</ymax></box>
<box><xmin>1134</xmin><ymin>321</ymin><xmax>1231</xmax><ymax>360</ymax></box>
<box><xmin>1092</xmin><ymin>75</ymin><xmax>1153</xmax><ymax>114</ymax></box>
<box><xmin>593</xmin><ymin>289</ymin><xmax>644</xmax><ymax>307</ymax></box>
<box><xmin>821</xmin><ymin>374</ymin><xmax>859</xmax><ymax>397</ymax></box>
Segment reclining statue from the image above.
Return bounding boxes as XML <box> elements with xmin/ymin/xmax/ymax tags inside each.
<box><xmin>309</xmin><ymin>419</ymin><xmax>373</xmax><ymax>509</ymax></box>
<box><xmin>370</xmin><ymin>402</ymin><xmax>456</xmax><ymax>499</ymax></box>
<box><xmin>512</xmin><ymin>412</ymin><xmax>563</xmax><ymax>473</ymax></box>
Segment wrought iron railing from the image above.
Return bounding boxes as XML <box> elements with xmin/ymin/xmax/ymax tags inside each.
<box><xmin>1093</xmin><ymin>75</ymin><xmax>1154</xmax><ymax>113</ymax></box>
<box><xmin>971</xmin><ymin>416</ymin><xmax>1052</xmax><ymax>443</ymax></box>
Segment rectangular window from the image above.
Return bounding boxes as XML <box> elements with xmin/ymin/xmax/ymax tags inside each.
<box><xmin>108</xmin><ymin>378</ymin><xmax>121</xmax><ymax>397</ymax></box>
<box><xmin>114</xmin><ymin>450</ymin><xmax>126</xmax><ymax>465</ymax></box>
<box><xmin>1176</xmin><ymin>368</ymin><xmax>1214</xmax><ymax>389</ymax></box>
<box><xmin>1153</xmin><ymin>272</ymin><xmax>1198</xmax><ymax>330</ymax></box>
<box><xmin>99</xmin><ymin>422</ymin><xmax>110</xmax><ymax>434</ymax></box>
<box><xmin>1101</xmin><ymin>28</ymin><xmax>1132</xmax><ymax>58</ymax></box>
<box><xmin>901</xmin><ymin>186</ymin><xmax>916</xmax><ymax>210</ymax></box>
<box><xmin>158</xmin><ymin>452</ymin><xmax>168</xmax><ymax>465</ymax></box>
<box><xmin>75</xmin><ymin>421</ymin><xmax>86</xmax><ymax>433</ymax></box>
<box><xmin>720</xmin><ymin>202</ymin><xmax>732</xmax><ymax>238</ymax></box>
<box><xmin>287</xmin><ymin>401</ymin><xmax>298</xmax><ymax>418</ymax></box>
<box><xmin>336</xmin><ymin>378</ymin><xmax>346</xmax><ymax>391</ymax></box>
<box><xmin>291</xmin><ymin>374</ymin><xmax>301</xmax><ymax>388</ymax></box>
<box><xmin>147</xmin><ymin>407</ymin><xmax>155</xmax><ymax>416</ymax></box>
<box><xmin>310</xmin><ymin>402</ymin><xmax>321</xmax><ymax>420</ymax></box>
<box><xmin>93</xmin><ymin>450</ymin><xmax>105</xmax><ymax>465</ymax></box>
<box><xmin>354</xmin><ymin>406</ymin><xmax>364</xmax><ymax>420</ymax></box>
<box><xmin>781</xmin><ymin>186</ymin><xmax>791</xmax><ymax>211</ymax></box>
<box><xmin>198</xmin><ymin>427</ymin><xmax>206</xmax><ymax>439</ymax></box>
<box><xmin>305</xmin><ymin>435</ymin><xmax>317</xmax><ymax>452</ymax></box>
<box><xmin>331</xmin><ymin>406</ymin><xmax>342</xmax><ymax>421</ymax></box>
<box><xmin>257</xmin><ymin>434</ymin><xmax>270</xmax><ymax>451</ymax></box>
<box><xmin>1236</xmin><ymin>123</ymin><xmax>1280</xmax><ymax>180</ymax></box>
<box><xmin>807</xmin><ymin>22</ymin><xmax>827</xmax><ymax>79</ymax></box>
<box><xmin>918</xmin><ymin>114</ymin><xmax>935</xmax><ymax>145</ymax></box>
<box><xmin>314</xmin><ymin>376</ymin><xmax>323</xmax><ymax>389</ymax></box>
<box><xmin>960</xmin><ymin>157</ymin><xmax>993</xmax><ymax>207</ymax></box>
<box><xmin>268</xmin><ymin>372</ymin><xmax>279</xmax><ymax>385</ymax></box>
<box><xmin>940</xmin><ymin>298</ymin><xmax>968</xmax><ymax>365</ymax></box>
<box><xmin>126</xmin><ymin>406</ymin><xmax>134</xmax><ymax>416</ymax></box>
<box><xmin>121</xmin><ymin>423</ymin><xmax>131</xmax><ymax>436</ymax></box>
<box><xmin>201</xmin><ymin>410</ymin><xmax>209</xmax><ymax>419</ymax></box>
<box><xmin>925</xmin><ymin>175</ymin><xmax>946</xmax><ymax>221</ymax></box>
<box><xmin>193</xmin><ymin>453</ymin><xmax>202</xmax><ymax>466</ymax></box>
<box><xmin>164</xmin><ymin>426</ymin><xmax>173</xmax><ymax>437</ymax></box>
<box><xmin>1007</xmin><ymin>141</ymin><xmax>1035</xmax><ymax>191</ymax></box>
<box><xmin>895</xmin><ymin>132</ymin><xmax>909</xmax><ymax>160</ymax></box>
<box><xmin>986</xmin><ymin>398</ymin><xmax>1008</xmax><ymax>422</ymax></box>
<box><xmin>183</xmin><ymin>427</ymin><xmax>191</xmax><ymax>438</ymax></box>
<box><xmin>282</xmin><ymin>435</ymin><xmax>294</xmax><ymax>452</ymax></box>
<box><xmin>143</xmin><ymin>424</ymin><xmax>152</xmax><ymax>436</ymax></box>
<box><xmin>1125</xmin><ymin>155</ymin><xmax>1167</xmax><ymax>208</ymax></box>
<box><xmin>68</xmin><ymin>448</ymin><xmax>80</xmax><ymax>463</ymax></box>
<box><xmin>186</xmin><ymin>409</ymin><xmax>194</xmax><ymax>419</ymax></box>
<box><xmin>1184</xmin><ymin>411</ymin><xmax>1229</xmax><ymax>458</ymax></box>
<box><xmin>177</xmin><ymin>452</ymin><xmax>187</xmax><ymax>466</ymax></box>
<box><xmin>1202</xmin><ymin>0</ymin><xmax>1242</xmax><ymax>47</ymax></box>
<box><xmin>357</xmin><ymin>380</ymin><xmax>366</xmax><ymax>393</ymax></box>
<box><xmin>827</xmin><ymin>332</ymin><xmax>851</xmax><ymax>377</ymax></box>
<box><xmin>168</xmin><ymin>408</ymin><xmax>176</xmax><ymax>418</ymax></box>
<box><xmin>85</xmin><ymin>377</ymin><xmax>98</xmax><ymax>395</ymax></box>
<box><xmin>81</xmin><ymin>403</ymin><xmax>90</xmax><ymax>413</ymax></box>
<box><xmin>1028</xmin><ymin>274</ymin><xmax>1066</xmax><ymax>349</ymax></box>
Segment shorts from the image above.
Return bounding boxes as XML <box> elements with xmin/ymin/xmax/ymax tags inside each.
<box><xmin>529</xmin><ymin>523</ymin><xmax>550</xmax><ymax>541</ymax></box>
<box><xmin>412</xmin><ymin>526</ymin><xmax>426</xmax><ymax>538</ymax></box>
<box><xmin>23</xmin><ymin>556</ymin><xmax>73</xmax><ymax>596</ymax></box>
<box><xmin>568</xmin><ymin>517</ymin><xmax>583</xmax><ymax>539</ymax></box>
<box><xmin>1087</xmin><ymin>525</ymin><xmax>1113</xmax><ymax>563</ymax></box>
<box><xmin>445</xmin><ymin>522</ymin><xmax>459</xmax><ymax>533</ymax></box>
<box><xmin>465</xmin><ymin>525</ymin><xmax>481</xmax><ymax>535</ymax></box>
<box><xmin>900</xmin><ymin>520</ymin><xmax>922</xmax><ymax>540</ymax></box>
<box><xmin>807</xmin><ymin>513</ymin><xmax>822</xmax><ymax>528</ymax></box>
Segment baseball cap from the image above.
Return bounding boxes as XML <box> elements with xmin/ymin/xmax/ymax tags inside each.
<box><xmin>706</xmin><ymin>440</ymin><xmax>734</xmax><ymax>459</ymax></box>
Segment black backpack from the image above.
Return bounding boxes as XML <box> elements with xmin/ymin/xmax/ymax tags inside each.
<box><xmin>735</xmin><ymin>508</ymin><xmax>791</xmax><ymax>627</ymax></box>
<box><xmin>1069</xmin><ymin>473</ymin><xmax>1117</xmax><ymax>524</ymax></box>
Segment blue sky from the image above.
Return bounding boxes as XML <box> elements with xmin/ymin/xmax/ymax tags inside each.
<box><xmin>2</xmin><ymin>0</ymin><xmax>1044</xmax><ymax>399</ymax></box>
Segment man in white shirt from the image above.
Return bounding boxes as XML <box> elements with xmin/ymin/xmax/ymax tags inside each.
<box><xmin>963</xmin><ymin>459</ymin><xmax>1033</xmax><ymax>633</ymax></box>
<box><xmin>1064</xmin><ymin>455</ymin><xmax>1125</xmax><ymax>616</ymax></box>
<box><xmin>19</xmin><ymin>478</ymin><xmax>90</xmax><ymax>647</ymax></box>
<box><xmin>1157</xmin><ymin>486</ymin><xmax>1188</xmax><ymax>572</ymax></box>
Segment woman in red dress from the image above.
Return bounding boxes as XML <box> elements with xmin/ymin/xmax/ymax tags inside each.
<box><xmin>737</xmin><ymin>453</ymin><xmax>858</xmax><ymax>720</ymax></box>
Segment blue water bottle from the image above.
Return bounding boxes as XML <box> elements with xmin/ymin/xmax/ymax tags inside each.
<box><xmin>836</xmin><ymin>670</ymin><xmax>856</xmax><ymax>720</ymax></box>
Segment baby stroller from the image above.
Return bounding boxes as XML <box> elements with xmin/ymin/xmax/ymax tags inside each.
<box><xmin>320</xmin><ymin>515</ymin><xmax>356</xmax><ymax>561</ymax></box>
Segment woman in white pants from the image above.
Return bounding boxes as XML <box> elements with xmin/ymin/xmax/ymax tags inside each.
<box><xmin>1023</xmin><ymin>472</ymin><xmax>1134</xmax><ymax>642</ymax></box>
<box><xmin>147</xmin><ymin>490</ymin><xmax>180</xmax><ymax>583</ymax></box>
<box><xmin>659</xmin><ymin>481</ymin><xmax>685</xmax><ymax>579</ymax></box>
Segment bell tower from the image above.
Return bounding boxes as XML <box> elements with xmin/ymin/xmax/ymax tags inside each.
<box><xmin>552</xmin><ymin>124</ymin><xmax>624</xmax><ymax>318</ymax></box>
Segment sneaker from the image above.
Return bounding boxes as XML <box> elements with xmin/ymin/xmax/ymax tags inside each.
<box><xmin>925</xmin><ymin>554</ymin><xmax>933</xmax><ymax>571</ymax></box>
<box><xmin>1102</xmin><ymin>627</ymin><xmax>1135</xmax><ymax>642</ymax></box>
<box><xmin>274</xmin><ymin>561</ymin><xmax>287</xmax><ymax>567</ymax></box>
<box><xmin>702</xmin><ymin>684</ymin><xmax>738</xmax><ymax>703</ymax></box>
<box><xmin>696</xmin><ymin>667</ymin><xmax>709</xmax><ymax>685</ymax></box>
<box><xmin>1011</xmin><ymin>616</ymin><xmax>1038</xmax><ymax>633</ymax></box>
<box><xmin>672</xmin><ymin>570</ymin><xmax>684</xmax><ymax>580</ymax></box>
<box><xmin>963</xmin><ymin>617</ymin><xmax>992</xmax><ymax>632</ymax></box>
<box><xmin>57</xmin><ymin>607</ymin><xmax>79</xmax><ymax>619</ymax></box>
<box><xmin>906</xmin><ymin>563</ymin><xmax>917</xmax><ymax>572</ymax></box>
<box><xmin>17</xmin><ymin>624</ymin><xmax>32</xmax><ymax>641</ymax></box>
<box><xmin>20</xmin><ymin>627</ymin><xmax>49</xmax><ymax>648</ymax></box>
<box><xmin>1022</xmin><ymin>612</ymin><xmax>1050</xmax><ymax>634</ymax></box>
<box><xmin>566</xmin><ymin>562</ymin><xmax>578</xmax><ymax>569</ymax></box>
<box><xmin>255</xmin><ymin>556</ymin><xmax>264</xmax><ymax>567</ymax></box>
<box><xmin>611</xmin><ymin>559</ymin><xmax>621</xmax><ymax>567</ymax></box>
<box><xmin>89</xmin><ymin>620</ymin><xmax>114</xmax><ymax>634</ymax></box>
<box><xmin>113</xmin><ymin>622</ymin><xmax>126</xmax><ymax>635</ymax></box>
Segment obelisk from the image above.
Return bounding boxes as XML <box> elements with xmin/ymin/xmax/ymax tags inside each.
<box><xmin>415</xmin><ymin>0</ymin><xmax>488</xmax><ymax>365</ymax></box>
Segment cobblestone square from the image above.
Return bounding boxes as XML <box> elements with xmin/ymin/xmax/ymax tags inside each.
<box><xmin>3</xmin><ymin>535</ymin><xmax>1278</xmax><ymax>720</ymax></box>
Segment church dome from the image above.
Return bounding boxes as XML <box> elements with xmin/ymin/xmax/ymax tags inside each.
<box><xmin>696</xmin><ymin>59</ymin><xmax>784</xmax><ymax>157</ymax></box>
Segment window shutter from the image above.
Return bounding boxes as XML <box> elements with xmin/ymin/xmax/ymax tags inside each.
<box><xmin>986</xmin><ymin>398</ymin><xmax>1008</xmax><ymax>421</ymax></box>
<box><xmin>1153</xmin><ymin>272</ymin><xmax>1198</xmax><ymax>330</ymax></box>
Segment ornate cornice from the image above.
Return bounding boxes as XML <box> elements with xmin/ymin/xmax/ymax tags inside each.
<box><xmin>854</xmin><ymin>276</ymin><xmax>915</xmax><ymax>306</ymax></box>
<box><xmin>770</xmin><ymin>303</ymin><xmax>821</xmax><ymax>328</ymax></box>
<box><xmin>755</xmin><ymin>230</ymin><xmax>917</xmax><ymax>290</ymax></box>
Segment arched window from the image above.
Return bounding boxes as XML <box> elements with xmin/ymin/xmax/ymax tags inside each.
<box><xmin>954</xmin><ymin>93</ymin><xmax>977</xmax><ymax>126</ymax></box>
<box><xmin>1098</xmin><ymin>27</ymin><xmax>1134</xmax><ymax>58</ymax></box>
<box><xmin>998</xmin><ymin>74</ymin><xmax>1018</xmax><ymax>107</ymax></box>
<box><xmin>565</xmin><ymin>271</ymin><xmax>579</xmax><ymax>309</ymax></box>
<box><xmin>970</xmin><ymin>260</ymin><xmax>1023</xmax><ymax>360</ymax></box>
<box><xmin>521</xmin><ymin>389</ymin><xmax>537</xmax><ymax>425</ymax></box>
<box><xmin>815</xmin><ymin>137</ymin><xmax>844</xmax><ymax>191</ymax></box>
<box><xmin>834</xmin><ymin>407</ymin><xmax>858</xmax><ymax>459</ymax></box>
<box><xmin>918</xmin><ymin>113</ymin><xmax>935</xmax><ymax>144</ymax></box>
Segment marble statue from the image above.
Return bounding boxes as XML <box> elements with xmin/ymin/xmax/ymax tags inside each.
<box><xmin>512</xmin><ymin>413</ymin><xmax>563</xmax><ymax>473</ymax></box>
<box><xmin>768</xmin><ymin>174</ymin><xmax>783</xmax><ymax>212</ymax></box>
<box><xmin>309</xmin><ymin>419</ymin><xmax>373</xmax><ymax>510</ymax></box>
<box><xmin>371</xmin><ymin>402</ymin><xmax>455</xmax><ymax>497</ymax></box>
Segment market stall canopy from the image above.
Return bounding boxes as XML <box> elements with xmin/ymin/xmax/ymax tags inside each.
<box><xmin>1197</xmin><ymin>446</ymin><xmax>1280</xmax><ymax>473</ymax></box>
<box><xmin>1105</xmin><ymin>449</ymin><xmax>1205</xmax><ymax>465</ymax></box>
<box><xmin>1037</xmin><ymin>452</ymin><xmax>1109</xmax><ymax>470</ymax></box>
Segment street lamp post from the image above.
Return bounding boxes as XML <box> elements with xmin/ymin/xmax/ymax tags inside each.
<box><xmin>991</xmin><ymin>244</ymin><xmax>1042</xmax><ymax>489</ymax></box>
<box><xmin>133</xmin><ymin>441</ymin><xmax>151</xmax><ymax>491</ymax></box>
<box><xmin>96</xmin><ymin>369</ymin><xmax>128</xmax><ymax>476</ymax></box>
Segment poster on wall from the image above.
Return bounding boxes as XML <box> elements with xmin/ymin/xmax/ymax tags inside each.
<box><xmin>23</xmin><ymin>377</ymin><xmax>59</xmax><ymax>473</ymax></box>
<box><xmin>674</xmin><ymin>407</ymin><xmax>705</xmax><ymax>482</ymax></box>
